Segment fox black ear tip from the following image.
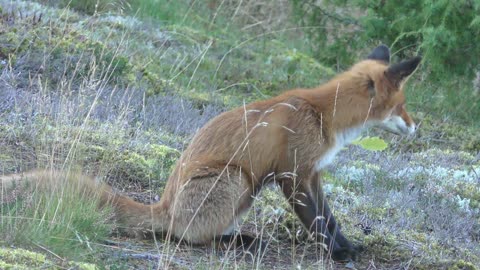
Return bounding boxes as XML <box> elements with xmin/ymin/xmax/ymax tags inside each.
<box><xmin>411</xmin><ymin>56</ymin><xmax>422</xmax><ymax>66</ymax></box>
<box><xmin>367</xmin><ymin>44</ymin><xmax>391</xmax><ymax>63</ymax></box>
<box><xmin>378</xmin><ymin>44</ymin><xmax>390</xmax><ymax>51</ymax></box>
<box><xmin>373</xmin><ymin>44</ymin><xmax>390</xmax><ymax>55</ymax></box>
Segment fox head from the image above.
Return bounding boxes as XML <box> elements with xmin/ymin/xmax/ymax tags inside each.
<box><xmin>355</xmin><ymin>45</ymin><xmax>421</xmax><ymax>136</ymax></box>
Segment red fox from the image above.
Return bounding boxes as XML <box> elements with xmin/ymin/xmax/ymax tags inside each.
<box><xmin>1</xmin><ymin>45</ymin><xmax>421</xmax><ymax>261</ymax></box>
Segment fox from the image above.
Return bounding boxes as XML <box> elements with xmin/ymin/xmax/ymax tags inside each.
<box><xmin>1</xmin><ymin>45</ymin><xmax>421</xmax><ymax>261</ymax></box>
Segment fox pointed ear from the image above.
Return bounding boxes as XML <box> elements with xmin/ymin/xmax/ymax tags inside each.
<box><xmin>385</xmin><ymin>56</ymin><xmax>422</xmax><ymax>87</ymax></box>
<box><xmin>367</xmin><ymin>44</ymin><xmax>390</xmax><ymax>63</ymax></box>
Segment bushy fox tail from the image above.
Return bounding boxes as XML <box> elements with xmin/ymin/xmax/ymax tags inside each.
<box><xmin>0</xmin><ymin>169</ymin><xmax>170</xmax><ymax>238</ymax></box>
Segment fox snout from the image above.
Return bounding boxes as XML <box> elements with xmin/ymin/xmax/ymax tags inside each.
<box><xmin>380</xmin><ymin>115</ymin><xmax>416</xmax><ymax>135</ymax></box>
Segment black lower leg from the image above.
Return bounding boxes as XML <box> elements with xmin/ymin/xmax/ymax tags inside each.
<box><xmin>311</xmin><ymin>177</ymin><xmax>361</xmax><ymax>260</ymax></box>
<box><xmin>281</xmin><ymin>179</ymin><xmax>357</xmax><ymax>261</ymax></box>
<box><xmin>279</xmin><ymin>181</ymin><xmax>341</xmax><ymax>250</ymax></box>
<box><xmin>321</xmin><ymin>200</ymin><xmax>353</xmax><ymax>249</ymax></box>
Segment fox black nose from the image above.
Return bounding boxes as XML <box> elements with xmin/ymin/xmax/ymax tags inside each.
<box><xmin>407</xmin><ymin>123</ymin><xmax>416</xmax><ymax>134</ymax></box>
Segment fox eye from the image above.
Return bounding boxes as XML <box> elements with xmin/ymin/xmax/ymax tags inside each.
<box><xmin>367</xmin><ymin>79</ymin><xmax>375</xmax><ymax>98</ymax></box>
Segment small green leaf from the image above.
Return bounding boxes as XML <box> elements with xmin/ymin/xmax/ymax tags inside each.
<box><xmin>352</xmin><ymin>136</ymin><xmax>388</xmax><ymax>151</ymax></box>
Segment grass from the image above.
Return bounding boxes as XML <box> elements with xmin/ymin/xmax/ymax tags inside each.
<box><xmin>408</xmin><ymin>78</ymin><xmax>480</xmax><ymax>128</ymax></box>
<box><xmin>1</xmin><ymin>170</ymin><xmax>114</xmax><ymax>264</ymax></box>
<box><xmin>0</xmin><ymin>0</ymin><xmax>479</xmax><ymax>269</ymax></box>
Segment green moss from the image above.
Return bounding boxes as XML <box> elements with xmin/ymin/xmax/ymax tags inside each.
<box><xmin>0</xmin><ymin>247</ymin><xmax>98</xmax><ymax>270</ymax></box>
<box><xmin>362</xmin><ymin>233</ymin><xmax>413</xmax><ymax>263</ymax></box>
<box><xmin>463</xmin><ymin>136</ymin><xmax>480</xmax><ymax>152</ymax></box>
<box><xmin>74</xmin><ymin>262</ymin><xmax>98</xmax><ymax>270</ymax></box>
<box><xmin>106</xmin><ymin>144</ymin><xmax>180</xmax><ymax>189</ymax></box>
<box><xmin>448</xmin><ymin>260</ymin><xmax>478</xmax><ymax>270</ymax></box>
<box><xmin>366</xmin><ymin>206</ymin><xmax>388</xmax><ymax>219</ymax></box>
<box><xmin>111</xmin><ymin>151</ymin><xmax>151</xmax><ymax>183</ymax></box>
<box><xmin>147</xmin><ymin>144</ymin><xmax>180</xmax><ymax>170</ymax></box>
<box><xmin>0</xmin><ymin>248</ymin><xmax>46</xmax><ymax>268</ymax></box>
<box><xmin>358</xmin><ymin>229</ymin><xmax>480</xmax><ymax>269</ymax></box>
<box><xmin>0</xmin><ymin>31</ymin><xmax>21</xmax><ymax>58</ymax></box>
<box><xmin>454</xmin><ymin>182</ymin><xmax>480</xmax><ymax>210</ymax></box>
<box><xmin>143</xmin><ymin>74</ymin><xmax>178</xmax><ymax>96</ymax></box>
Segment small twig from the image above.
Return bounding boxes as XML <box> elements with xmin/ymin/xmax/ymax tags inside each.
<box><xmin>33</xmin><ymin>242</ymin><xmax>63</xmax><ymax>261</ymax></box>
<box><xmin>332</xmin><ymin>82</ymin><xmax>340</xmax><ymax>118</ymax></box>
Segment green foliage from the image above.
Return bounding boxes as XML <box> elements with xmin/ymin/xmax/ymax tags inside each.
<box><xmin>353</xmin><ymin>136</ymin><xmax>388</xmax><ymax>151</ymax></box>
<box><xmin>291</xmin><ymin>0</ymin><xmax>360</xmax><ymax>69</ymax></box>
<box><xmin>291</xmin><ymin>0</ymin><xmax>480</xmax><ymax>78</ymax></box>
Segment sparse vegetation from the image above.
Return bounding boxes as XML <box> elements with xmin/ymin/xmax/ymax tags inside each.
<box><xmin>1</xmin><ymin>0</ymin><xmax>479</xmax><ymax>269</ymax></box>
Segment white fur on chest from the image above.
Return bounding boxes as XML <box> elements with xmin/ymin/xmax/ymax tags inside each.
<box><xmin>315</xmin><ymin>126</ymin><xmax>363</xmax><ymax>170</ymax></box>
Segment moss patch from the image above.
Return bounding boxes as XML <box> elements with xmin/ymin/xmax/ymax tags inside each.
<box><xmin>105</xmin><ymin>143</ymin><xmax>180</xmax><ymax>191</ymax></box>
<box><xmin>0</xmin><ymin>247</ymin><xmax>96</xmax><ymax>269</ymax></box>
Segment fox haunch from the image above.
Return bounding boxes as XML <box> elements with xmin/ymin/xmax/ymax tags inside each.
<box><xmin>1</xmin><ymin>45</ymin><xmax>421</xmax><ymax>261</ymax></box>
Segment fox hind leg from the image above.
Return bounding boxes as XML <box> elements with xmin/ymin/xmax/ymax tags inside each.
<box><xmin>168</xmin><ymin>166</ymin><xmax>257</xmax><ymax>250</ymax></box>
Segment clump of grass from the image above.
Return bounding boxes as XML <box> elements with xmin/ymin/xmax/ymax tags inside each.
<box><xmin>0</xmin><ymin>170</ymin><xmax>114</xmax><ymax>262</ymax></box>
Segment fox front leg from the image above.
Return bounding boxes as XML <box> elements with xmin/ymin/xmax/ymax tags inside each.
<box><xmin>309</xmin><ymin>172</ymin><xmax>359</xmax><ymax>259</ymax></box>
<box><xmin>279</xmin><ymin>179</ymin><xmax>353</xmax><ymax>261</ymax></box>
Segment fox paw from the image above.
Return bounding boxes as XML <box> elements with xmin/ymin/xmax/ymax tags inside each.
<box><xmin>331</xmin><ymin>244</ymin><xmax>364</xmax><ymax>262</ymax></box>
